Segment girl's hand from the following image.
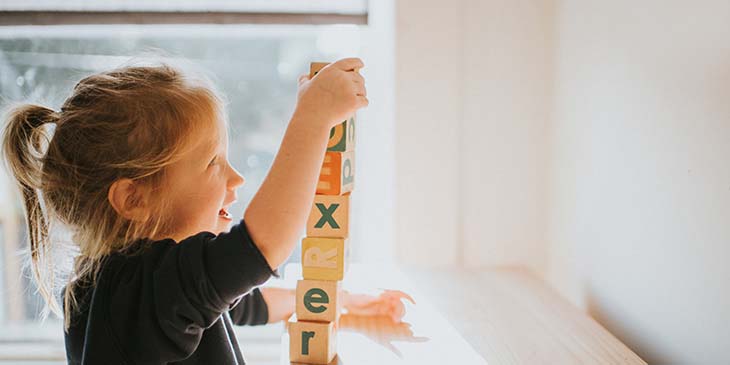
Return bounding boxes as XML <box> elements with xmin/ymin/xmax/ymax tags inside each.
<box><xmin>342</xmin><ymin>289</ymin><xmax>415</xmax><ymax>323</ymax></box>
<box><xmin>294</xmin><ymin>58</ymin><xmax>369</xmax><ymax>130</ymax></box>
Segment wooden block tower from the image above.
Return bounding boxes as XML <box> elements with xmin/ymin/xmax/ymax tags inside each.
<box><xmin>289</xmin><ymin>62</ymin><xmax>356</xmax><ymax>364</ymax></box>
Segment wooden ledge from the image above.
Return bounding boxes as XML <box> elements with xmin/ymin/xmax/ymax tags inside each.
<box><xmin>402</xmin><ymin>267</ymin><xmax>646</xmax><ymax>365</ymax></box>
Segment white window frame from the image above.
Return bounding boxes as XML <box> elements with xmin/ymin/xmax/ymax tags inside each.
<box><xmin>0</xmin><ymin>0</ymin><xmax>369</xmax><ymax>26</ymax></box>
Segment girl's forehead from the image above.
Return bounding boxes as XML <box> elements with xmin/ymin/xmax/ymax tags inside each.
<box><xmin>186</xmin><ymin>117</ymin><xmax>227</xmax><ymax>157</ymax></box>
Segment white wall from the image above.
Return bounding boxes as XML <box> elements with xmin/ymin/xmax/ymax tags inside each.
<box><xmin>395</xmin><ymin>0</ymin><xmax>552</xmax><ymax>272</ymax></box>
<box><xmin>397</xmin><ymin>0</ymin><xmax>730</xmax><ymax>363</ymax></box>
<box><xmin>548</xmin><ymin>1</ymin><xmax>730</xmax><ymax>363</ymax></box>
<box><xmin>461</xmin><ymin>0</ymin><xmax>553</xmax><ymax>271</ymax></box>
<box><xmin>395</xmin><ymin>0</ymin><xmax>463</xmax><ymax>267</ymax></box>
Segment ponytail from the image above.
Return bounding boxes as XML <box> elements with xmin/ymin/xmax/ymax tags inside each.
<box><xmin>1</xmin><ymin>103</ymin><xmax>61</xmax><ymax>317</ymax></box>
<box><xmin>1</xmin><ymin>64</ymin><xmax>224</xmax><ymax>329</ymax></box>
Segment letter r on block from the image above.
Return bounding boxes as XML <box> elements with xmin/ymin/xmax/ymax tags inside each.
<box><xmin>302</xmin><ymin>237</ymin><xmax>347</xmax><ymax>281</ymax></box>
<box><xmin>303</xmin><ymin>247</ymin><xmax>338</xmax><ymax>269</ymax></box>
<box><xmin>302</xmin><ymin>331</ymin><xmax>315</xmax><ymax>355</ymax></box>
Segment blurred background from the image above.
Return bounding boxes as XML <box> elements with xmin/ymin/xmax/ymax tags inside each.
<box><xmin>1</xmin><ymin>1</ymin><xmax>729</xmax><ymax>364</ymax></box>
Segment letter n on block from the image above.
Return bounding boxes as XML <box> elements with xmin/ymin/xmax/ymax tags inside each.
<box><xmin>288</xmin><ymin>317</ymin><xmax>336</xmax><ymax>364</ymax></box>
<box><xmin>296</xmin><ymin>279</ymin><xmax>342</xmax><ymax>323</ymax></box>
<box><xmin>302</xmin><ymin>237</ymin><xmax>346</xmax><ymax>281</ymax></box>
<box><xmin>307</xmin><ymin>194</ymin><xmax>350</xmax><ymax>238</ymax></box>
<box><xmin>317</xmin><ymin>151</ymin><xmax>354</xmax><ymax>195</ymax></box>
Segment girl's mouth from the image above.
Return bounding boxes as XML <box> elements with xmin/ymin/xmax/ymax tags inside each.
<box><xmin>218</xmin><ymin>208</ymin><xmax>232</xmax><ymax>220</ymax></box>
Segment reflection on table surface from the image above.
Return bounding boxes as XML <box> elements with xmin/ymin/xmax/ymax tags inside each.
<box><xmin>280</xmin><ymin>264</ymin><xmax>487</xmax><ymax>365</ymax></box>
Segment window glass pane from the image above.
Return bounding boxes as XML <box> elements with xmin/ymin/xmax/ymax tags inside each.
<box><xmin>0</xmin><ymin>24</ymin><xmax>362</xmax><ymax>324</ymax></box>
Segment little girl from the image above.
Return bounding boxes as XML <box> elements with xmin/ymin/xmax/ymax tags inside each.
<box><xmin>1</xmin><ymin>58</ymin><xmax>411</xmax><ymax>364</ymax></box>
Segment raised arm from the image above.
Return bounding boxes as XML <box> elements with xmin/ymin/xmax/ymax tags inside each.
<box><xmin>244</xmin><ymin>58</ymin><xmax>367</xmax><ymax>270</ymax></box>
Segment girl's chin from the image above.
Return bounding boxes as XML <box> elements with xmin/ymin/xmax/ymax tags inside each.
<box><xmin>216</xmin><ymin>217</ymin><xmax>232</xmax><ymax>233</ymax></box>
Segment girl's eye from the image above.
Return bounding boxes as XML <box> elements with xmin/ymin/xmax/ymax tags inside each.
<box><xmin>208</xmin><ymin>156</ymin><xmax>217</xmax><ymax>167</ymax></box>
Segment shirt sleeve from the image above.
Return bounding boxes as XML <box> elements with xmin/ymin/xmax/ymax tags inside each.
<box><xmin>228</xmin><ymin>287</ymin><xmax>269</xmax><ymax>326</ymax></box>
<box><xmin>106</xmin><ymin>219</ymin><xmax>278</xmax><ymax>362</ymax></box>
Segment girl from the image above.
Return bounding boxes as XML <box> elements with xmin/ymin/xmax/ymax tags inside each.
<box><xmin>1</xmin><ymin>58</ymin><xmax>411</xmax><ymax>364</ymax></box>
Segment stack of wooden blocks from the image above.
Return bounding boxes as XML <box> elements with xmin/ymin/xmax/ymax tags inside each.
<box><xmin>288</xmin><ymin>62</ymin><xmax>356</xmax><ymax>364</ymax></box>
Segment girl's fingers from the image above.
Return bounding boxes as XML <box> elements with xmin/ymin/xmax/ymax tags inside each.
<box><xmin>348</xmin><ymin>293</ymin><xmax>376</xmax><ymax>307</ymax></box>
<box><xmin>393</xmin><ymin>299</ymin><xmax>406</xmax><ymax>321</ymax></box>
<box><xmin>352</xmin><ymin>72</ymin><xmax>365</xmax><ymax>84</ymax></box>
<box><xmin>333</xmin><ymin>57</ymin><xmax>364</xmax><ymax>72</ymax></box>
<box><xmin>298</xmin><ymin>74</ymin><xmax>309</xmax><ymax>84</ymax></box>
<box><xmin>357</xmin><ymin>96</ymin><xmax>369</xmax><ymax>108</ymax></box>
<box><xmin>391</xmin><ymin>304</ymin><xmax>401</xmax><ymax>322</ymax></box>
<box><xmin>382</xmin><ymin>290</ymin><xmax>416</xmax><ymax>304</ymax></box>
<box><xmin>344</xmin><ymin>290</ymin><xmax>412</xmax><ymax>322</ymax></box>
<box><xmin>355</xmin><ymin>83</ymin><xmax>367</xmax><ymax>97</ymax></box>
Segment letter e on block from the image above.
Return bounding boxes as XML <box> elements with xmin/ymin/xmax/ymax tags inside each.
<box><xmin>296</xmin><ymin>279</ymin><xmax>342</xmax><ymax>322</ymax></box>
<box><xmin>317</xmin><ymin>151</ymin><xmax>354</xmax><ymax>195</ymax></box>
<box><xmin>301</xmin><ymin>237</ymin><xmax>346</xmax><ymax>281</ymax></box>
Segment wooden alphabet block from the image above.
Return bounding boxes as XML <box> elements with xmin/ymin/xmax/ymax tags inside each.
<box><xmin>296</xmin><ymin>279</ymin><xmax>342</xmax><ymax>323</ymax></box>
<box><xmin>327</xmin><ymin>116</ymin><xmax>355</xmax><ymax>152</ymax></box>
<box><xmin>310</xmin><ymin>62</ymin><xmax>329</xmax><ymax>78</ymax></box>
<box><xmin>317</xmin><ymin>151</ymin><xmax>354</xmax><ymax>195</ymax></box>
<box><xmin>307</xmin><ymin>194</ymin><xmax>350</xmax><ymax>238</ymax></box>
<box><xmin>310</xmin><ymin>62</ymin><xmax>356</xmax><ymax>160</ymax></box>
<box><xmin>302</xmin><ymin>237</ymin><xmax>347</xmax><ymax>281</ymax></box>
<box><xmin>289</xmin><ymin>317</ymin><xmax>337</xmax><ymax>364</ymax></box>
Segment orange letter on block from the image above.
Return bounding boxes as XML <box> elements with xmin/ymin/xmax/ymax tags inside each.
<box><xmin>317</xmin><ymin>151</ymin><xmax>354</xmax><ymax>195</ymax></box>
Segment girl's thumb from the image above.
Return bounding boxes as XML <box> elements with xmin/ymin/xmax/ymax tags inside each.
<box><xmin>298</xmin><ymin>74</ymin><xmax>309</xmax><ymax>85</ymax></box>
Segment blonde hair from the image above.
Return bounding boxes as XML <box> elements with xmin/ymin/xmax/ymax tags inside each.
<box><xmin>1</xmin><ymin>63</ymin><xmax>225</xmax><ymax>330</ymax></box>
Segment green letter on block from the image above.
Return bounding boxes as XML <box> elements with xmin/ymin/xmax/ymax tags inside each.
<box><xmin>304</xmin><ymin>288</ymin><xmax>330</xmax><ymax>313</ymax></box>
<box><xmin>302</xmin><ymin>331</ymin><xmax>315</xmax><ymax>355</ymax></box>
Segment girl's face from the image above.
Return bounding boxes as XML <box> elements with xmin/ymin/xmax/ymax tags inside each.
<box><xmin>157</xmin><ymin>118</ymin><xmax>245</xmax><ymax>242</ymax></box>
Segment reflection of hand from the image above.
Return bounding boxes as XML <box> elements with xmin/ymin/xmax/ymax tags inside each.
<box><xmin>342</xmin><ymin>289</ymin><xmax>416</xmax><ymax>323</ymax></box>
<box><xmin>339</xmin><ymin>314</ymin><xmax>430</xmax><ymax>358</ymax></box>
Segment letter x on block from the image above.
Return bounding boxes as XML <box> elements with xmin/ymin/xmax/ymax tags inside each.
<box><xmin>307</xmin><ymin>194</ymin><xmax>350</xmax><ymax>238</ymax></box>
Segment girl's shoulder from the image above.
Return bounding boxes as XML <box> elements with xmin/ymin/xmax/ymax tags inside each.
<box><xmin>110</xmin><ymin>237</ymin><xmax>178</xmax><ymax>261</ymax></box>
<box><xmin>96</xmin><ymin>238</ymin><xmax>172</xmax><ymax>287</ymax></box>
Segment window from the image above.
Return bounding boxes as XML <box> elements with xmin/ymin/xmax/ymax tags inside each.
<box><xmin>0</xmin><ymin>1</ymin><xmax>395</xmax><ymax>362</ymax></box>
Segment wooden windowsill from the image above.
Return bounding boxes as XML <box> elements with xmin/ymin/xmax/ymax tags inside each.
<box><xmin>281</xmin><ymin>264</ymin><xmax>646</xmax><ymax>364</ymax></box>
<box><xmin>402</xmin><ymin>267</ymin><xmax>646</xmax><ymax>365</ymax></box>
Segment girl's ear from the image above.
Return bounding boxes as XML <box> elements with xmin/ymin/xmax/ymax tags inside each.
<box><xmin>107</xmin><ymin>178</ymin><xmax>150</xmax><ymax>222</ymax></box>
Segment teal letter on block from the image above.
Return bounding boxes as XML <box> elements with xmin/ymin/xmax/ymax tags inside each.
<box><xmin>327</xmin><ymin>117</ymin><xmax>355</xmax><ymax>152</ymax></box>
<box><xmin>302</xmin><ymin>331</ymin><xmax>315</xmax><ymax>355</ymax></box>
<box><xmin>315</xmin><ymin>203</ymin><xmax>340</xmax><ymax>229</ymax></box>
<box><xmin>342</xmin><ymin>158</ymin><xmax>354</xmax><ymax>185</ymax></box>
<box><xmin>347</xmin><ymin>117</ymin><xmax>355</xmax><ymax>146</ymax></box>
<box><xmin>304</xmin><ymin>288</ymin><xmax>330</xmax><ymax>313</ymax></box>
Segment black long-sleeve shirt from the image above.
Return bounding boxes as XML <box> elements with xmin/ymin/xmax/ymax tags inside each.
<box><xmin>64</xmin><ymin>220</ymin><xmax>277</xmax><ymax>364</ymax></box>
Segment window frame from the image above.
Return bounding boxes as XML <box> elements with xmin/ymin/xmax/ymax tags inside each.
<box><xmin>0</xmin><ymin>0</ymin><xmax>368</xmax><ymax>26</ymax></box>
<box><xmin>0</xmin><ymin>0</ymin><xmax>395</xmax><ymax>360</ymax></box>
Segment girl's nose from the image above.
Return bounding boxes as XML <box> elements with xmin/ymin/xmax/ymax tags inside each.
<box><xmin>229</xmin><ymin>165</ymin><xmax>245</xmax><ymax>189</ymax></box>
